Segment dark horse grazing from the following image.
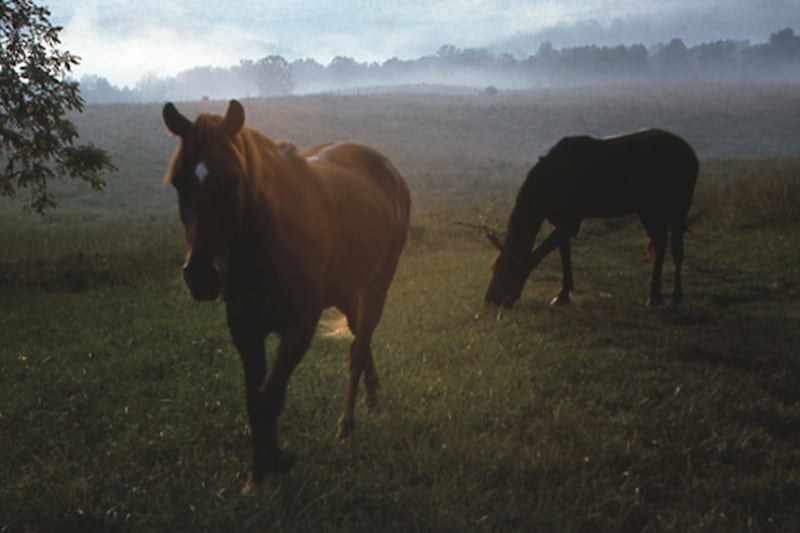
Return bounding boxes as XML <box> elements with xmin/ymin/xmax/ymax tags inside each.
<box><xmin>485</xmin><ymin>128</ymin><xmax>698</xmax><ymax>308</ymax></box>
<box><xmin>162</xmin><ymin>100</ymin><xmax>410</xmax><ymax>486</ymax></box>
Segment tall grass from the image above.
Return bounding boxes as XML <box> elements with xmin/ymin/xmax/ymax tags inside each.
<box><xmin>3</xmin><ymin>156</ymin><xmax>796</xmax><ymax>291</ymax></box>
<box><xmin>0</xmin><ymin>215</ymin><xmax>183</xmax><ymax>290</ymax></box>
<box><xmin>695</xmin><ymin>158</ymin><xmax>800</xmax><ymax>227</ymax></box>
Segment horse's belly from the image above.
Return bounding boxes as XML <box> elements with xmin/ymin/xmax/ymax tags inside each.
<box><xmin>327</xmin><ymin>237</ymin><xmax>391</xmax><ymax>292</ymax></box>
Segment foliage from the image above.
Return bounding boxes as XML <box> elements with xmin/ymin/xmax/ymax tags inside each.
<box><xmin>241</xmin><ymin>55</ymin><xmax>294</xmax><ymax>97</ymax></box>
<box><xmin>0</xmin><ymin>0</ymin><xmax>115</xmax><ymax>213</ymax></box>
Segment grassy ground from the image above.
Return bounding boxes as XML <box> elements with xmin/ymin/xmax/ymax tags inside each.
<box><xmin>2</xmin><ymin>193</ymin><xmax>799</xmax><ymax>531</ymax></box>
<box><xmin>1</xmin><ymin>87</ymin><xmax>800</xmax><ymax>531</ymax></box>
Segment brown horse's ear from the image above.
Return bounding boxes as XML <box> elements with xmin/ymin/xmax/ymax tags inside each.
<box><xmin>487</xmin><ymin>230</ymin><xmax>503</xmax><ymax>251</ymax></box>
<box><xmin>222</xmin><ymin>100</ymin><xmax>245</xmax><ymax>137</ymax></box>
<box><xmin>163</xmin><ymin>102</ymin><xmax>191</xmax><ymax>137</ymax></box>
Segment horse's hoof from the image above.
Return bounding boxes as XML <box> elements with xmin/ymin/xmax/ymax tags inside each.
<box><xmin>550</xmin><ymin>294</ymin><xmax>571</xmax><ymax>306</ymax></box>
<box><xmin>273</xmin><ymin>449</ymin><xmax>296</xmax><ymax>474</ymax></box>
<box><xmin>243</xmin><ymin>449</ymin><xmax>296</xmax><ymax>490</ymax></box>
<box><xmin>242</xmin><ymin>473</ymin><xmax>261</xmax><ymax>494</ymax></box>
<box><xmin>365</xmin><ymin>392</ymin><xmax>379</xmax><ymax>412</ymax></box>
<box><xmin>336</xmin><ymin>415</ymin><xmax>355</xmax><ymax>440</ymax></box>
<box><xmin>242</xmin><ymin>467</ymin><xmax>266</xmax><ymax>493</ymax></box>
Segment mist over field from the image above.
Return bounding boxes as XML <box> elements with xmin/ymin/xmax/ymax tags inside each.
<box><xmin>76</xmin><ymin>27</ymin><xmax>800</xmax><ymax>103</ymax></box>
<box><xmin>37</xmin><ymin>0</ymin><xmax>799</xmax><ymax>103</ymax></box>
<box><xmin>46</xmin><ymin>0</ymin><xmax>798</xmax><ymax>84</ymax></box>
<box><xmin>2</xmin><ymin>83</ymin><xmax>798</xmax><ymax>222</ymax></box>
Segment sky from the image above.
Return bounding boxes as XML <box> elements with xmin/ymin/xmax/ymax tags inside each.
<box><xmin>43</xmin><ymin>0</ymin><xmax>800</xmax><ymax>87</ymax></box>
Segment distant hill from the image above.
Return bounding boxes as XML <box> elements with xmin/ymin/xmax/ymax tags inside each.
<box><xmin>2</xmin><ymin>83</ymin><xmax>799</xmax><ymax>223</ymax></box>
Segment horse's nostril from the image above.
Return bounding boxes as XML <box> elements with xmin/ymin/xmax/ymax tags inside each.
<box><xmin>183</xmin><ymin>253</ymin><xmax>220</xmax><ymax>301</ymax></box>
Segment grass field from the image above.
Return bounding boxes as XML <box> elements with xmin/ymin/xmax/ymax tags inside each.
<box><xmin>1</xmin><ymin>84</ymin><xmax>799</xmax><ymax>531</ymax></box>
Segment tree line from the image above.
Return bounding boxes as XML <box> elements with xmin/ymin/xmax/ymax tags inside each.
<box><xmin>79</xmin><ymin>28</ymin><xmax>800</xmax><ymax>104</ymax></box>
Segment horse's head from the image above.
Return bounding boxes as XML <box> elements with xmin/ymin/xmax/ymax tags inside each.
<box><xmin>484</xmin><ymin>234</ymin><xmax>530</xmax><ymax>308</ymax></box>
<box><xmin>163</xmin><ymin>100</ymin><xmax>247</xmax><ymax>301</ymax></box>
<box><xmin>485</xmin><ymin>253</ymin><xmax>529</xmax><ymax>309</ymax></box>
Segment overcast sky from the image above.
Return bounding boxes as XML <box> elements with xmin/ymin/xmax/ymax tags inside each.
<box><xmin>43</xmin><ymin>0</ymin><xmax>799</xmax><ymax>87</ymax></box>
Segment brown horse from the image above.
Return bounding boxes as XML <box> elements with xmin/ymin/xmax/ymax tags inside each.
<box><xmin>485</xmin><ymin>128</ymin><xmax>698</xmax><ymax>308</ymax></box>
<box><xmin>162</xmin><ymin>100</ymin><xmax>410</xmax><ymax>486</ymax></box>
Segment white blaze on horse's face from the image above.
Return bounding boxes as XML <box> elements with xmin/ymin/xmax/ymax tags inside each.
<box><xmin>195</xmin><ymin>161</ymin><xmax>209</xmax><ymax>185</ymax></box>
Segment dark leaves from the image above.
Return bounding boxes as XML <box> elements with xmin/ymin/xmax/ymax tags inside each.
<box><xmin>0</xmin><ymin>0</ymin><xmax>115</xmax><ymax>213</ymax></box>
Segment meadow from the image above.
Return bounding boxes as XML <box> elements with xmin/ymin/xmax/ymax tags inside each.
<box><xmin>1</xmin><ymin>83</ymin><xmax>799</xmax><ymax>531</ymax></box>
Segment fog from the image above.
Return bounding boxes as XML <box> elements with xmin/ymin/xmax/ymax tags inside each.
<box><xmin>39</xmin><ymin>0</ymin><xmax>800</xmax><ymax>102</ymax></box>
<box><xmin>75</xmin><ymin>29</ymin><xmax>800</xmax><ymax>104</ymax></box>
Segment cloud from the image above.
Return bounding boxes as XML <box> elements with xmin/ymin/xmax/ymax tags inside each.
<box><xmin>491</xmin><ymin>0</ymin><xmax>799</xmax><ymax>55</ymax></box>
<box><xmin>60</xmin><ymin>3</ymin><xmax>272</xmax><ymax>86</ymax></box>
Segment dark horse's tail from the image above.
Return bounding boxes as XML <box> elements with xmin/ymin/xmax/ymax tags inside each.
<box><xmin>644</xmin><ymin>221</ymin><xmax>692</xmax><ymax>262</ymax></box>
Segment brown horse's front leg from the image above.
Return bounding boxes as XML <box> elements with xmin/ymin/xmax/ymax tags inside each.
<box><xmin>235</xmin><ymin>336</ymin><xmax>274</xmax><ymax>487</ymax></box>
<box><xmin>235</xmin><ymin>314</ymin><xmax>318</xmax><ymax>488</ymax></box>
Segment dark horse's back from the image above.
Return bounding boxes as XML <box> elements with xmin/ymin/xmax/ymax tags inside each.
<box><xmin>539</xmin><ymin>128</ymin><xmax>699</xmax><ymax>224</ymax></box>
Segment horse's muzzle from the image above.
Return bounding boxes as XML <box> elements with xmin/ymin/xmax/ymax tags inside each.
<box><xmin>183</xmin><ymin>253</ymin><xmax>220</xmax><ymax>301</ymax></box>
<box><xmin>484</xmin><ymin>289</ymin><xmax>515</xmax><ymax>309</ymax></box>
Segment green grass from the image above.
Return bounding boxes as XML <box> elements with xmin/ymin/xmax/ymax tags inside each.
<box><xmin>2</xmin><ymin>206</ymin><xmax>799</xmax><ymax>531</ymax></box>
<box><xmin>2</xmin><ymin>87</ymin><xmax>800</xmax><ymax>531</ymax></box>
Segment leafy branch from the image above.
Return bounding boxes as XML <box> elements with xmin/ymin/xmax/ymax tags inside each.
<box><xmin>0</xmin><ymin>0</ymin><xmax>115</xmax><ymax>213</ymax></box>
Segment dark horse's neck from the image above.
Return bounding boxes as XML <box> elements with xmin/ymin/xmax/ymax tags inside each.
<box><xmin>503</xmin><ymin>168</ymin><xmax>544</xmax><ymax>257</ymax></box>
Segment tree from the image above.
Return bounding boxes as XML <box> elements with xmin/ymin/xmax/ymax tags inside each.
<box><xmin>696</xmin><ymin>40</ymin><xmax>741</xmax><ymax>81</ymax></box>
<box><xmin>254</xmin><ymin>55</ymin><xmax>293</xmax><ymax>96</ymax></box>
<box><xmin>1</xmin><ymin>0</ymin><xmax>115</xmax><ymax>213</ymax></box>
<box><xmin>653</xmin><ymin>38</ymin><xmax>693</xmax><ymax>80</ymax></box>
<box><xmin>79</xmin><ymin>74</ymin><xmax>122</xmax><ymax>104</ymax></box>
<box><xmin>239</xmin><ymin>56</ymin><xmax>294</xmax><ymax>97</ymax></box>
<box><xmin>328</xmin><ymin>56</ymin><xmax>364</xmax><ymax>82</ymax></box>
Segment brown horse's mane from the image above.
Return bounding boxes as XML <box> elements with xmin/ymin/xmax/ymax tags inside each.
<box><xmin>163</xmin><ymin>112</ymin><xmax>304</xmax><ymax>186</ymax></box>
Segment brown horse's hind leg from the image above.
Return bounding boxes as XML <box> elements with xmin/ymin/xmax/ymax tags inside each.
<box><xmin>336</xmin><ymin>296</ymin><xmax>360</xmax><ymax>336</ymax></box>
<box><xmin>337</xmin><ymin>288</ymin><xmax>385</xmax><ymax>439</ymax></box>
<box><xmin>337</xmin><ymin>240</ymin><xmax>403</xmax><ymax>439</ymax></box>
